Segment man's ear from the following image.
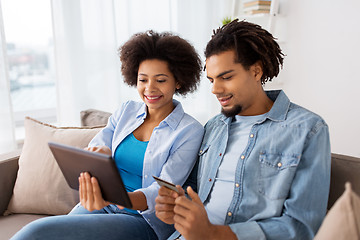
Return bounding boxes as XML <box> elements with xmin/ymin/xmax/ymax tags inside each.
<box><xmin>252</xmin><ymin>61</ymin><xmax>263</xmax><ymax>81</ymax></box>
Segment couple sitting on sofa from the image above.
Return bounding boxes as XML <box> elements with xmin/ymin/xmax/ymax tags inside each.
<box><xmin>11</xmin><ymin>20</ymin><xmax>331</xmax><ymax>240</ymax></box>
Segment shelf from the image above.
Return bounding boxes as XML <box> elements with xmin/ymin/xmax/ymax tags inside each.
<box><xmin>234</xmin><ymin>0</ymin><xmax>280</xmax><ymax>33</ymax></box>
<box><xmin>237</xmin><ymin>13</ymin><xmax>283</xmax><ymax>19</ymax></box>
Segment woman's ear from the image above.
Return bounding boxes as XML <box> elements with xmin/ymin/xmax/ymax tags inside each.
<box><xmin>176</xmin><ymin>83</ymin><xmax>181</xmax><ymax>90</ymax></box>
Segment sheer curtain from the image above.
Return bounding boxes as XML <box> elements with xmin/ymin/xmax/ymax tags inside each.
<box><xmin>0</xmin><ymin>0</ymin><xmax>243</xmax><ymax>154</ymax></box>
<box><xmin>170</xmin><ymin>0</ymin><xmax>233</xmax><ymax>124</ymax></box>
<box><xmin>51</xmin><ymin>0</ymin><xmax>234</xmax><ymax>126</ymax></box>
<box><xmin>51</xmin><ymin>0</ymin><xmax>122</xmax><ymax>126</ymax></box>
<box><xmin>0</xmin><ymin>1</ymin><xmax>16</xmax><ymax>154</ymax></box>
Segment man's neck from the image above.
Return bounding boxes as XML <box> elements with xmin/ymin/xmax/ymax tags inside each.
<box><xmin>239</xmin><ymin>90</ymin><xmax>274</xmax><ymax>116</ymax></box>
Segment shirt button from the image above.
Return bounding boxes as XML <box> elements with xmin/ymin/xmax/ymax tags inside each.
<box><xmin>219</xmin><ymin>153</ymin><xmax>222</xmax><ymax>156</ymax></box>
<box><xmin>235</xmin><ymin>183</ymin><xmax>240</xmax><ymax>187</ymax></box>
<box><xmin>250</xmin><ymin>134</ymin><xmax>254</xmax><ymax>138</ymax></box>
<box><xmin>241</xmin><ymin>155</ymin><xmax>245</xmax><ymax>160</ymax></box>
<box><xmin>145</xmin><ymin>175</ymin><xmax>148</xmax><ymax>178</ymax></box>
<box><xmin>277</xmin><ymin>162</ymin><xmax>282</xmax><ymax>167</ymax></box>
<box><xmin>228</xmin><ymin>212</ymin><xmax>232</xmax><ymax>217</ymax></box>
<box><xmin>199</xmin><ymin>150</ymin><xmax>203</xmax><ymax>154</ymax></box>
<box><xmin>208</xmin><ymin>178</ymin><xmax>212</xmax><ymax>182</ymax></box>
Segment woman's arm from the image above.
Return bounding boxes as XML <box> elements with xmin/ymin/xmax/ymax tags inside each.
<box><xmin>127</xmin><ymin>191</ymin><xmax>147</xmax><ymax>210</ymax></box>
<box><xmin>88</xmin><ymin>102</ymin><xmax>129</xmax><ymax>149</ymax></box>
<box><xmin>138</xmin><ymin>124</ymin><xmax>204</xmax><ymax>214</ymax></box>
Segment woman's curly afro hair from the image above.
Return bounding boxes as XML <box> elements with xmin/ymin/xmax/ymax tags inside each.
<box><xmin>119</xmin><ymin>30</ymin><xmax>202</xmax><ymax>96</ymax></box>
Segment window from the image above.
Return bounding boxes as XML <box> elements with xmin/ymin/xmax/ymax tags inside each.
<box><xmin>1</xmin><ymin>0</ymin><xmax>56</xmax><ymax>141</ymax></box>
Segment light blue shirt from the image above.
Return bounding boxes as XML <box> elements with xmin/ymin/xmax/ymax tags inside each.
<box><xmin>89</xmin><ymin>99</ymin><xmax>204</xmax><ymax>240</ymax></box>
<box><xmin>205</xmin><ymin>113</ymin><xmax>267</xmax><ymax>225</ymax></box>
<box><xmin>169</xmin><ymin>90</ymin><xmax>331</xmax><ymax>240</ymax></box>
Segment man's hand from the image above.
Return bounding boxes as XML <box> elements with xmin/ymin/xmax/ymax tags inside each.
<box><xmin>155</xmin><ymin>185</ymin><xmax>184</xmax><ymax>224</ymax></box>
<box><xmin>79</xmin><ymin>172</ymin><xmax>110</xmax><ymax>211</ymax></box>
<box><xmin>171</xmin><ymin>186</ymin><xmax>214</xmax><ymax>239</ymax></box>
<box><xmin>172</xmin><ymin>186</ymin><xmax>237</xmax><ymax>240</ymax></box>
<box><xmin>84</xmin><ymin>146</ymin><xmax>111</xmax><ymax>155</ymax></box>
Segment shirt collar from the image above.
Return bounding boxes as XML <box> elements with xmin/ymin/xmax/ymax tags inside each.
<box><xmin>136</xmin><ymin>103</ymin><xmax>147</xmax><ymax>119</ymax></box>
<box><xmin>164</xmin><ymin>99</ymin><xmax>184</xmax><ymax>130</ymax></box>
<box><xmin>265</xmin><ymin>90</ymin><xmax>290</xmax><ymax>122</ymax></box>
<box><xmin>220</xmin><ymin>89</ymin><xmax>290</xmax><ymax>124</ymax></box>
<box><xmin>135</xmin><ymin>99</ymin><xmax>184</xmax><ymax>130</ymax></box>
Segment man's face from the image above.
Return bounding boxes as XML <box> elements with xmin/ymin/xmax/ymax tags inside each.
<box><xmin>206</xmin><ymin>50</ymin><xmax>263</xmax><ymax>117</ymax></box>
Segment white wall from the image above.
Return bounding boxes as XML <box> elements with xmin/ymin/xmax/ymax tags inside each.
<box><xmin>264</xmin><ymin>0</ymin><xmax>360</xmax><ymax>157</ymax></box>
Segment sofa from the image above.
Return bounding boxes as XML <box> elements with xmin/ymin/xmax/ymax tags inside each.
<box><xmin>0</xmin><ymin>109</ymin><xmax>359</xmax><ymax>240</ymax></box>
<box><xmin>0</xmin><ymin>109</ymin><xmax>110</xmax><ymax>240</ymax></box>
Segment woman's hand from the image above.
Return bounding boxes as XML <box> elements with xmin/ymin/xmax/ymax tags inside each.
<box><xmin>79</xmin><ymin>172</ymin><xmax>110</xmax><ymax>211</ymax></box>
<box><xmin>80</xmin><ymin>146</ymin><xmax>111</xmax><ymax>211</ymax></box>
<box><xmin>84</xmin><ymin>146</ymin><xmax>111</xmax><ymax>155</ymax></box>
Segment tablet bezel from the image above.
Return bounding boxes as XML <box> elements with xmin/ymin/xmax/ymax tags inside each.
<box><xmin>48</xmin><ymin>142</ymin><xmax>132</xmax><ymax>209</ymax></box>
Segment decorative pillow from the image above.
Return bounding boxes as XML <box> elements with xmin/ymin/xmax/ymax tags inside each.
<box><xmin>80</xmin><ymin>109</ymin><xmax>111</xmax><ymax>127</ymax></box>
<box><xmin>6</xmin><ymin>117</ymin><xmax>104</xmax><ymax>215</ymax></box>
<box><xmin>314</xmin><ymin>182</ymin><xmax>360</xmax><ymax>240</ymax></box>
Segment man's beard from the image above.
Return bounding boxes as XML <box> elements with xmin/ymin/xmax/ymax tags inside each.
<box><xmin>221</xmin><ymin>105</ymin><xmax>242</xmax><ymax>118</ymax></box>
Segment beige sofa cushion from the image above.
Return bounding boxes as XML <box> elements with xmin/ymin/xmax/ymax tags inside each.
<box><xmin>6</xmin><ymin>117</ymin><xmax>103</xmax><ymax>215</ymax></box>
<box><xmin>315</xmin><ymin>182</ymin><xmax>360</xmax><ymax>240</ymax></box>
<box><xmin>0</xmin><ymin>214</ymin><xmax>48</xmax><ymax>240</ymax></box>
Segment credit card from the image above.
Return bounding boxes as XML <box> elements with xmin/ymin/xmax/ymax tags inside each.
<box><xmin>153</xmin><ymin>176</ymin><xmax>179</xmax><ymax>193</ymax></box>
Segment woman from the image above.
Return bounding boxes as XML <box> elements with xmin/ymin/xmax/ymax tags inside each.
<box><xmin>11</xmin><ymin>30</ymin><xmax>204</xmax><ymax>240</ymax></box>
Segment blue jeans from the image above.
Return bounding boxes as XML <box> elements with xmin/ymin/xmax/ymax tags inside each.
<box><xmin>11</xmin><ymin>204</ymin><xmax>158</xmax><ymax>240</ymax></box>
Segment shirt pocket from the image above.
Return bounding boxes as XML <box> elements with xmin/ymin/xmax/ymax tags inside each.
<box><xmin>258</xmin><ymin>151</ymin><xmax>301</xmax><ymax>200</ymax></box>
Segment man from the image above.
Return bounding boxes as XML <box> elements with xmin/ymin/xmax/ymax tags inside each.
<box><xmin>155</xmin><ymin>19</ymin><xmax>331</xmax><ymax>240</ymax></box>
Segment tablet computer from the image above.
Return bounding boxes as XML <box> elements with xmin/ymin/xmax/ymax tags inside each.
<box><xmin>48</xmin><ymin>142</ymin><xmax>132</xmax><ymax>209</ymax></box>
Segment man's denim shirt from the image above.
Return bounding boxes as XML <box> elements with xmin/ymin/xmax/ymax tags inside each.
<box><xmin>171</xmin><ymin>90</ymin><xmax>331</xmax><ymax>240</ymax></box>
